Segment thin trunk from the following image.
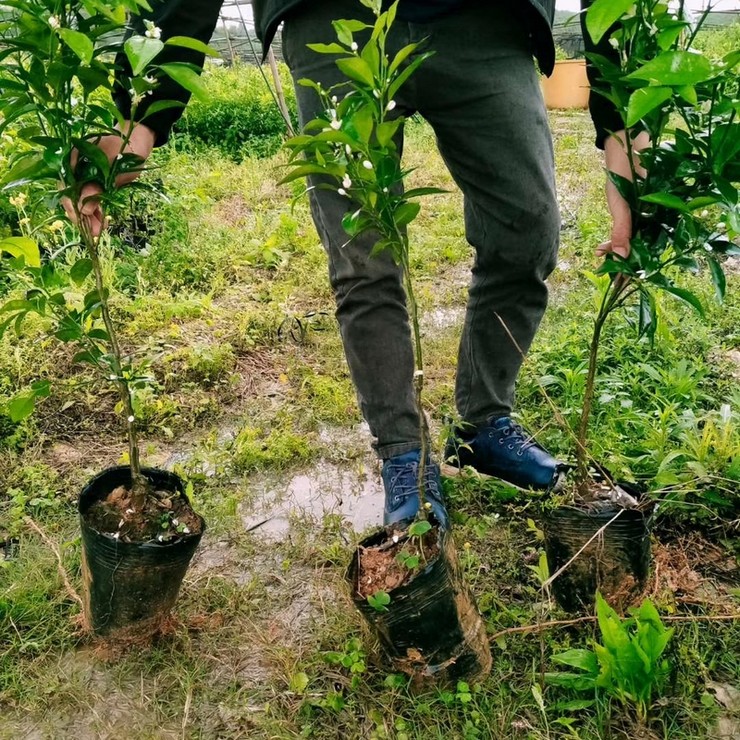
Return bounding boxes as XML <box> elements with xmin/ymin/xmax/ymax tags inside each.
<box><xmin>401</xmin><ymin>248</ymin><xmax>429</xmax><ymax>520</ymax></box>
<box><xmin>81</xmin><ymin>215</ymin><xmax>147</xmax><ymax>507</ymax></box>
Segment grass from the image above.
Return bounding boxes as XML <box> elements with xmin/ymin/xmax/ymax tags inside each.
<box><xmin>1</xmin><ymin>105</ymin><xmax>739</xmax><ymax>739</ymax></box>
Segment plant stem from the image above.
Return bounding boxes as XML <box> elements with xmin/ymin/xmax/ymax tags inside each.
<box><xmin>79</xmin><ymin>210</ymin><xmax>146</xmax><ymax>507</ymax></box>
<box><xmin>575</xmin><ymin>280</ymin><xmax>625</xmax><ymax>490</ymax></box>
<box><xmin>401</xmin><ymin>243</ymin><xmax>429</xmax><ymax>521</ymax></box>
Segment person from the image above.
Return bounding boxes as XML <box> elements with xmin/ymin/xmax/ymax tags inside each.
<box><xmin>68</xmin><ymin>0</ymin><xmax>636</xmax><ymax>529</ymax></box>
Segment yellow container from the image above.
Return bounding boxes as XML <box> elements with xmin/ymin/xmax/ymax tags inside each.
<box><xmin>541</xmin><ymin>59</ymin><xmax>590</xmax><ymax>110</ymax></box>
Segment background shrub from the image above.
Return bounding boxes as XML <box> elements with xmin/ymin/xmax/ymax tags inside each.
<box><xmin>173</xmin><ymin>62</ymin><xmax>298</xmax><ymax>161</ymax></box>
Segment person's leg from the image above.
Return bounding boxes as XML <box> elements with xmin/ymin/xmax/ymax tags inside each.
<box><xmin>412</xmin><ymin>5</ymin><xmax>560</xmax><ymax>426</ymax></box>
<box><xmin>412</xmin><ymin>5</ymin><xmax>561</xmax><ymax>487</ymax></box>
<box><xmin>282</xmin><ymin>1</ymin><xmax>418</xmax><ymax>460</ymax></box>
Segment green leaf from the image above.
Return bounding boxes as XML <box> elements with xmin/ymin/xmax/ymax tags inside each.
<box><xmin>59</xmin><ymin>28</ymin><xmax>94</xmax><ymax>65</ymax></box>
<box><xmin>70</xmin><ymin>258</ymin><xmax>93</xmax><ymax>285</ymax></box>
<box><xmin>389</xmin><ymin>42</ymin><xmax>421</xmax><ymax>74</ymax></box>
<box><xmin>625</xmin><ymin>51</ymin><xmax>716</xmax><ymax>86</ymax></box>
<box><xmin>158</xmin><ymin>63</ymin><xmax>208</xmax><ymax>102</ymax></box>
<box><xmin>404</xmin><ymin>187</ymin><xmax>448</xmax><ymax>198</ymax></box>
<box><xmin>349</xmin><ymin>104</ymin><xmax>374</xmax><ymax>144</ymax></box>
<box><xmin>165</xmin><ymin>36</ymin><xmax>219</xmax><ymax>57</ymax></box>
<box><xmin>388</xmin><ymin>52</ymin><xmax>432</xmax><ymax>100</ymax></box>
<box><xmin>332</xmin><ymin>18</ymin><xmax>367</xmax><ymax>46</ymax></box>
<box><xmin>278</xmin><ymin>163</ymin><xmax>338</xmax><ymax>185</ymax></box>
<box><xmin>125</xmin><ymin>36</ymin><xmax>164</xmax><ymax>76</ymax></box>
<box><xmin>367</xmin><ymin>590</ymin><xmax>391</xmax><ymax>612</ymax></box>
<box><xmin>0</xmin><ymin>237</ymin><xmax>41</xmax><ymax>268</ymax></box>
<box><xmin>376</xmin><ymin>119</ymin><xmax>401</xmax><ymax>148</ymax></box>
<box><xmin>139</xmin><ymin>100</ymin><xmax>185</xmax><ymax>121</ymax></box>
<box><xmin>585</xmin><ymin>0</ymin><xmax>635</xmax><ymax>44</ymax></box>
<box><xmin>640</xmin><ymin>192</ymin><xmax>688</xmax><ymax>211</ymax></box>
<box><xmin>336</xmin><ymin>57</ymin><xmax>375</xmax><ymax>87</ymax></box>
<box><xmin>659</xmin><ymin>284</ymin><xmax>705</xmax><ymax>317</ymax></box>
<box><xmin>394</xmin><ymin>201</ymin><xmax>420</xmax><ymax>227</ymax></box>
<box><xmin>306</xmin><ymin>42</ymin><xmax>347</xmax><ymax>55</ymax></box>
<box><xmin>289</xmin><ymin>671</ymin><xmax>309</xmax><ymax>694</ymax></box>
<box><xmin>626</xmin><ymin>87</ymin><xmax>672</xmax><ymax>128</ymax></box>
<box><xmin>708</xmin><ymin>258</ymin><xmax>726</xmax><ymax>302</ymax></box>
<box><xmin>552</xmin><ymin>649</ymin><xmax>599</xmax><ymax>674</ymax></box>
<box><xmin>407</xmin><ymin>519</ymin><xmax>431</xmax><ymax>537</ymax></box>
<box><xmin>8</xmin><ymin>393</ymin><xmax>36</xmax><ymax>422</ymax></box>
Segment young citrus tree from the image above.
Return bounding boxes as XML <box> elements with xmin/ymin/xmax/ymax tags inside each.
<box><xmin>281</xmin><ymin>0</ymin><xmax>444</xmax><ymax>527</ymax></box>
<box><xmin>0</xmin><ymin>0</ymin><xmax>212</xmax><ymax>506</ymax></box>
<box><xmin>575</xmin><ymin>0</ymin><xmax>739</xmax><ymax>492</ymax></box>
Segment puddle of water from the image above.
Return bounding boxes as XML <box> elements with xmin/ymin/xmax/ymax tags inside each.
<box><xmin>241</xmin><ymin>457</ymin><xmax>385</xmax><ymax>540</ymax></box>
<box><xmin>421</xmin><ymin>306</ymin><xmax>465</xmax><ymax>333</ymax></box>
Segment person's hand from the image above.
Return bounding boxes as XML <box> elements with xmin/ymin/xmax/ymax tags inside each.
<box><xmin>62</xmin><ymin>121</ymin><xmax>156</xmax><ymax>237</ymax></box>
<box><xmin>599</xmin><ymin>129</ymin><xmax>649</xmax><ymax>259</ymax></box>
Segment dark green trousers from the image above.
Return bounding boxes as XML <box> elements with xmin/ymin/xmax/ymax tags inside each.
<box><xmin>283</xmin><ymin>1</ymin><xmax>560</xmax><ymax>459</ymax></box>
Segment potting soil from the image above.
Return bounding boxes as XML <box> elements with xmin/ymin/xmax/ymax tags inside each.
<box><xmin>356</xmin><ymin>528</ymin><xmax>440</xmax><ymax>599</ymax></box>
<box><xmin>86</xmin><ymin>485</ymin><xmax>203</xmax><ymax>543</ymax></box>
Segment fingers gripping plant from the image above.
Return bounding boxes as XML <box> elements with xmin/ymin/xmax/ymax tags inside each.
<box><xmin>575</xmin><ymin>0</ymin><xmax>740</xmax><ymax>491</ymax></box>
<box><xmin>282</xmin><ymin>0</ymin><xmax>444</xmax><ymax>525</ymax></box>
<box><xmin>0</xmin><ymin>0</ymin><xmax>211</xmax><ymax>507</ymax></box>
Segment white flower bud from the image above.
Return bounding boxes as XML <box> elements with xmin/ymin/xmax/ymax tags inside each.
<box><xmin>144</xmin><ymin>20</ymin><xmax>162</xmax><ymax>39</ymax></box>
<box><xmin>342</xmin><ymin>175</ymin><xmax>352</xmax><ymax>189</ymax></box>
<box><xmin>386</xmin><ymin>100</ymin><xmax>396</xmax><ymax>112</ymax></box>
<box><xmin>362</xmin><ymin>160</ymin><xmax>373</xmax><ymax>170</ymax></box>
<box><xmin>351</xmin><ymin>42</ymin><xmax>358</xmax><ymax>51</ymax></box>
<box><xmin>48</xmin><ymin>15</ymin><xmax>60</xmax><ymax>29</ymax></box>
<box><xmin>338</xmin><ymin>188</ymin><xmax>347</xmax><ymax>196</ymax></box>
<box><xmin>330</xmin><ymin>119</ymin><xmax>342</xmax><ymax>130</ymax></box>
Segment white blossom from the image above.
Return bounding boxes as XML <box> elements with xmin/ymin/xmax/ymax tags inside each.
<box><xmin>342</xmin><ymin>175</ymin><xmax>352</xmax><ymax>189</ymax></box>
<box><xmin>345</xmin><ymin>144</ymin><xmax>352</xmax><ymax>155</ymax></box>
<box><xmin>330</xmin><ymin>119</ymin><xmax>342</xmax><ymax>130</ymax></box>
<box><xmin>144</xmin><ymin>20</ymin><xmax>162</xmax><ymax>39</ymax></box>
<box><xmin>351</xmin><ymin>42</ymin><xmax>358</xmax><ymax>51</ymax></box>
<box><xmin>717</xmin><ymin>222</ymin><xmax>726</xmax><ymax>233</ymax></box>
<box><xmin>127</xmin><ymin>415</ymin><xmax>135</xmax><ymax>423</ymax></box>
<box><xmin>636</xmin><ymin>270</ymin><xmax>647</xmax><ymax>279</ymax></box>
<box><xmin>362</xmin><ymin>160</ymin><xmax>373</xmax><ymax>170</ymax></box>
<box><xmin>48</xmin><ymin>15</ymin><xmax>60</xmax><ymax>29</ymax></box>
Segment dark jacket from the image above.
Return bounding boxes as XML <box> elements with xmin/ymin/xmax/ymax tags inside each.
<box><xmin>255</xmin><ymin>1</ymin><xmax>557</xmax><ymax>74</ymax></box>
<box><xmin>116</xmin><ymin>0</ymin><xmax>620</xmax><ymax>148</ymax></box>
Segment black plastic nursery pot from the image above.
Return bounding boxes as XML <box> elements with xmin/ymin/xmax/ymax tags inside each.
<box><xmin>78</xmin><ymin>466</ymin><xmax>205</xmax><ymax>636</ymax></box>
<box><xmin>544</xmin><ymin>482</ymin><xmax>654</xmax><ymax>613</ymax></box>
<box><xmin>348</xmin><ymin>525</ymin><xmax>492</xmax><ymax>687</ymax></box>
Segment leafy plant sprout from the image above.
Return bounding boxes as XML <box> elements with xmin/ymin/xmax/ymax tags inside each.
<box><xmin>0</xmin><ymin>0</ymin><xmax>212</xmax><ymax>508</ymax></box>
<box><xmin>573</xmin><ymin>0</ymin><xmax>739</xmax><ymax>496</ymax></box>
<box><xmin>282</xmin><ymin>0</ymin><xmax>445</xmax><ymax>524</ymax></box>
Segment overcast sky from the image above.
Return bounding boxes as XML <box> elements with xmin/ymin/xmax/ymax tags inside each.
<box><xmin>556</xmin><ymin>0</ymin><xmax>740</xmax><ymax>9</ymax></box>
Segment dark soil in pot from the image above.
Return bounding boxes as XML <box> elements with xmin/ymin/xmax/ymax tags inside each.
<box><xmin>544</xmin><ymin>479</ymin><xmax>654</xmax><ymax>613</ymax></box>
<box><xmin>348</xmin><ymin>522</ymin><xmax>492</xmax><ymax>687</ymax></box>
<box><xmin>79</xmin><ymin>466</ymin><xmax>205</xmax><ymax>638</ymax></box>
